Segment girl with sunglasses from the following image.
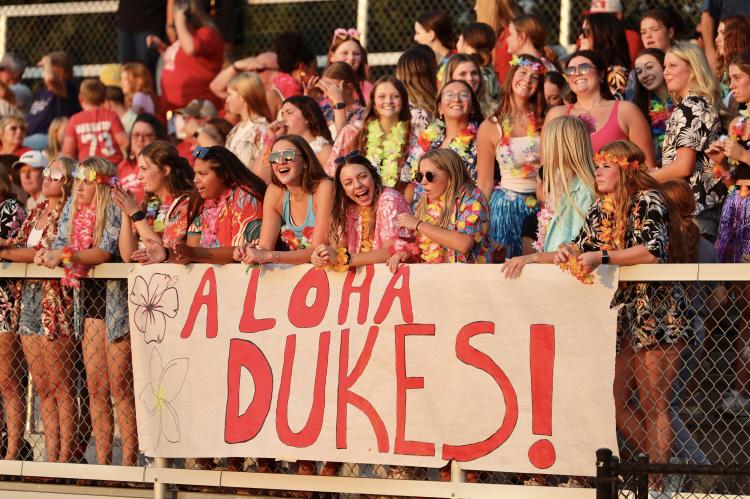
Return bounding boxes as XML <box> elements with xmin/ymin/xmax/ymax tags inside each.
<box><xmin>409</xmin><ymin>80</ymin><xmax>482</xmax><ymax>206</ymax></box>
<box><xmin>477</xmin><ymin>54</ymin><xmax>545</xmax><ymax>259</ymax></box>
<box><xmin>38</xmin><ymin>157</ymin><xmax>137</xmax><ymax>466</ymax></box>
<box><xmin>0</xmin><ymin>161</ymin><xmax>26</xmax><ymax>461</ymax></box>
<box><xmin>114</xmin><ymin>141</ymin><xmax>195</xmax><ymax>263</ymax></box>
<box><xmin>234</xmin><ymin>134</ymin><xmax>333</xmax><ymax>266</ymax></box>
<box><xmin>0</xmin><ymin>157</ymin><xmax>76</xmax><ymax>462</ymax></box>
<box><xmin>544</xmin><ymin>50</ymin><xmax>655</xmax><ymax>168</ymax></box>
<box><xmin>311</xmin><ymin>151</ymin><xmax>411</xmax><ymax>271</ymax></box>
<box><xmin>555</xmin><ymin>140</ymin><xmax>691</xmax><ymax>477</ymax></box>
<box><xmin>394</xmin><ymin>148</ymin><xmax>491</xmax><ymax>264</ymax></box>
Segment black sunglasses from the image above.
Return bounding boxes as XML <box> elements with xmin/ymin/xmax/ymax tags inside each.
<box><xmin>415</xmin><ymin>171</ymin><xmax>437</xmax><ymax>183</ymax></box>
<box><xmin>334</xmin><ymin>149</ymin><xmax>364</xmax><ymax>166</ymax></box>
<box><xmin>268</xmin><ymin>149</ymin><xmax>296</xmax><ymax>165</ymax></box>
<box><xmin>192</xmin><ymin>146</ymin><xmax>211</xmax><ymax>159</ymax></box>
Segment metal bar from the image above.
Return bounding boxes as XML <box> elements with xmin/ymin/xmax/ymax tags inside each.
<box><xmin>559</xmin><ymin>0</ymin><xmax>571</xmax><ymax>50</ymax></box>
<box><xmin>0</xmin><ymin>14</ymin><xmax>7</xmax><ymax>59</ymax></box>
<box><xmin>356</xmin><ymin>0</ymin><xmax>369</xmax><ymax>48</ymax></box>
<box><xmin>153</xmin><ymin>458</ymin><xmax>170</xmax><ymax>499</ymax></box>
<box><xmin>0</xmin><ymin>1</ymin><xmax>117</xmax><ymax>17</ymax></box>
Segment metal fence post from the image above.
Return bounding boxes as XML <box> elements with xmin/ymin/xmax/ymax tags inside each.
<box><xmin>154</xmin><ymin>457</ymin><xmax>170</xmax><ymax>499</ymax></box>
<box><xmin>450</xmin><ymin>460</ymin><xmax>465</xmax><ymax>484</ymax></box>
<box><xmin>0</xmin><ymin>13</ymin><xmax>7</xmax><ymax>58</ymax></box>
<box><xmin>596</xmin><ymin>448</ymin><xmax>614</xmax><ymax>499</ymax></box>
<box><xmin>356</xmin><ymin>0</ymin><xmax>369</xmax><ymax>48</ymax></box>
<box><xmin>635</xmin><ymin>454</ymin><xmax>649</xmax><ymax>499</ymax></box>
<box><xmin>558</xmin><ymin>0</ymin><xmax>572</xmax><ymax>51</ymax></box>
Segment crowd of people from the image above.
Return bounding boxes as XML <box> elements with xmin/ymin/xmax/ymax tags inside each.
<box><xmin>0</xmin><ymin>0</ymin><xmax>747</xmax><ymax>488</ymax></box>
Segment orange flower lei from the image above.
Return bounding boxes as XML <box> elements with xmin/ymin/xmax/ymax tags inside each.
<box><xmin>557</xmin><ymin>246</ymin><xmax>594</xmax><ymax>285</ymax></box>
<box><xmin>598</xmin><ymin>194</ymin><xmax>617</xmax><ymax>251</ymax></box>
<box><xmin>417</xmin><ymin>198</ymin><xmax>448</xmax><ymax>263</ymax></box>
<box><xmin>593</xmin><ymin>152</ymin><xmax>644</xmax><ymax>171</ymax></box>
<box><xmin>358</xmin><ymin>206</ymin><xmax>373</xmax><ymax>253</ymax></box>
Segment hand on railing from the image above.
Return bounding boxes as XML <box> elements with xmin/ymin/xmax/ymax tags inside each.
<box><xmin>131</xmin><ymin>238</ymin><xmax>167</xmax><ymax>265</ymax></box>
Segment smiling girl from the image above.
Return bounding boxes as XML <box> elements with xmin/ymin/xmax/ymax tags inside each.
<box><xmin>632</xmin><ymin>48</ymin><xmax>673</xmax><ymax>163</ymax></box>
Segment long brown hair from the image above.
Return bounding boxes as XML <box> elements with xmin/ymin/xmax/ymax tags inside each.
<box><xmin>270</xmin><ymin>134</ymin><xmax>330</xmax><ymax>193</ymax></box>
<box><xmin>357</xmin><ymin>76</ymin><xmax>412</xmax><ymax>175</ymax></box>
<box><xmin>139</xmin><ymin>141</ymin><xmax>195</xmax><ymax>200</ymax></box>
<box><xmin>596</xmin><ymin>141</ymin><xmax>688</xmax><ymax>263</ymax></box>
<box><xmin>716</xmin><ymin>16</ymin><xmax>750</xmax><ymax>80</ymax></box>
<box><xmin>493</xmin><ymin>54</ymin><xmax>546</xmax><ymax>127</ymax></box>
<box><xmin>511</xmin><ymin>14</ymin><xmax>558</xmax><ymax>64</ymax></box>
<box><xmin>396</xmin><ymin>46</ymin><xmax>437</xmax><ymax>119</ymax></box>
<box><xmin>329</xmin><ymin>154</ymin><xmax>383</xmax><ymax>248</ymax></box>
<box><xmin>660</xmin><ymin>179</ymin><xmax>700</xmax><ymax>263</ymax></box>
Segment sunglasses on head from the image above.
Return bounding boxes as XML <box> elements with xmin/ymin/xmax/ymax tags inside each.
<box><xmin>268</xmin><ymin>149</ymin><xmax>296</xmax><ymax>165</ymax></box>
<box><xmin>415</xmin><ymin>171</ymin><xmax>437</xmax><ymax>183</ymax></box>
<box><xmin>563</xmin><ymin>63</ymin><xmax>594</xmax><ymax>77</ymax></box>
<box><xmin>192</xmin><ymin>146</ymin><xmax>211</xmax><ymax>159</ymax></box>
<box><xmin>334</xmin><ymin>149</ymin><xmax>364</xmax><ymax>166</ymax></box>
<box><xmin>42</xmin><ymin>167</ymin><xmax>65</xmax><ymax>182</ymax></box>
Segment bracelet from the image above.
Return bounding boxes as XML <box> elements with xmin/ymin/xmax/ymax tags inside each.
<box><xmin>415</xmin><ymin>221</ymin><xmax>422</xmax><ymax>232</ymax></box>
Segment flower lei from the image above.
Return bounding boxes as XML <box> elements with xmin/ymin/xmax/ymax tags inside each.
<box><xmin>729</xmin><ymin>184</ymin><xmax>750</xmax><ymax>199</ymax></box>
<box><xmin>417</xmin><ymin>197</ymin><xmax>448</xmax><ymax>263</ymax></box>
<box><xmin>358</xmin><ymin>205</ymin><xmax>374</xmax><ymax>253</ymax></box>
<box><xmin>62</xmin><ymin>203</ymin><xmax>96</xmax><ymax>288</ymax></box>
<box><xmin>598</xmin><ymin>194</ymin><xmax>617</xmax><ymax>251</ymax></box>
<box><xmin>73</xmin><ymin>167</ymin><xmax>119</xmax><ymax>187</ymax></box>
<box><xmin>649</xmin><ymin>98</ymin><xmax>672</xmax><ymax>148</ymax></box>
<box><xmin>366</xmin><ymin>120</ymin><xmax>407</xmax><ymax>188</ymax></box>
<box><xmin>415</xmin><ymin>121</ymin><xmax>477</xmax><ymax>178</ymax></box>
<box><xmin>498</xmin><ymin>113</ymin><xmax>539</xmax><ymax>179</ymax></box>
<box><xmin>509</xmin><ymin>55</ymin><xmax>547</xmax><ymax>75</ymax></box>
<box><xmin>532</xmin><ymin>205</ymin><xmax>553</xmax><ymax>252</ymax></box>
<box><xmin>281</xmin><ymin>225</ymin><xmax>314</xmax><ymax>250</ymax></box>
<box><xmin>558</xmin><ymin>247</ymin><xmax>594</xmax><ymax>285</ymax></box>
<box><xmin>593</xmin><ymin>152</ymin><xmax>644</xmax><ymax>171</ymax></box>
<box><xmin>145</xmin><ymin>196</ymin><xmax>171</xmax><ymax>234</ymax></box>
<box><xmin>726</xmin><ymin>108</ymin><xmax>750</xmax><ymax>168</ymax></box>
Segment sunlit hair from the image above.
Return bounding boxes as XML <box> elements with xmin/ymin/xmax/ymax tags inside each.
<box><xmin>414</xmin><ymin>148</ymin><xmax>474</xmax><ymax>229</ymax></box>
<box><xmin>270</xmin><ymin>134</ymin><xmax>330</xmax><ymax>193</ymax></box>
<box><xmin>596</xmin><ymin>140</ymin><xmax>688</xmax><ymax>263</ymax></box>
<box><xmin>632</xmin><ymin>48</ymin><xmax>667</xmax><ymax>125</ymax></box>
<box><xmin>716</xmin><ymin>16</ymin><xmax>750</xmax><ymax>80</ymax></box>
<box><xmin>45</xmin><ymin>116</ymin><xmax>68</xmax><ymax>160</ymax></box>
<box><xmin>139</xmin><ymin>141</ymin><xmax>195</xmax><ymax>201</ymax></box>
<box><xmin>228</xmin><ymin>72</ymin><xmax>274</xmax><ymax>122</ymax></box>
<box><xmin>121</xmin><ymin>62</ymin><xmax>157</xmax><ymax>110</ymax></box>
<box><xmin>460</xmin><ymin>22</ymin><xmax>496</xmax><ymax>67</ymax></box>
<box><xmin>68</xmin><ymin>157</ymin><xmax>116</xmax><ymax>247</ymax></box>
<box><xmin>322</xmin><ymin>61</ymin><xmax>364</xmax><ymax>105</ymax></box>
<box><xmin>660</xmin><ymin>179</ymin><xmax>699</xmax><ymax>263</ymax></box>
<box><xmin>416</xmin><ymin>11</ymin><xmax>456</xmax><ymax>50</ymax></box>
<box><xmin>436</xmin><ymin>79</ymin><xmax>484</xmax><ymax>125</ymax></box>
<box><xmin>511</xmin><ymin>14</ymin><xmax>558</xmax><ymax>64</ymax></box>
<box><xmin>494</xmin><ymin>53</ymin><xmax>546</xmax><ymax>127</ymax></box>
<box><xmin>79</xmin><ymin>78</ymin><xmax>106</xmax><ymax>106</ymax></box>
<box><xmin>396</xmin><ymin>46</ymin><xmax>437</xmax><ymax>120</ymax></box>
<box><xmin>358</xmin><ymin>76</ymin><xmax>412</xmax><ymax>173</ymax></box>
<box><xmin>442</xmin><ymin>54</ymin><xmax>491</xmax><ymax>118</ymax></box>
<box><xmin>327</xmin><ymin>33</ymin><xmax>369</xmax><ymax>88</ymax></box>
<box><xmin>47</xmin><ymin>156</ymin><xmax>76</xmax><ymax>208</ymax></box>
<box><xmin>329</xmin><ymin>154</ymin><xmax>383</xmax><ymax>248</ymax></box>
<box><xmin>283</xmin><ymin>96</ymin><xmax>333</xmax><ymax>143</ymax></box>
<box><xmin>474</xmin><ymin>0</ymin><xmax>521</xmax><ymax>34</ymax></box>
<box><xmin>666</xmin><ymin>41</ymin><xmax>722</xmax><ymax>111</ymax></box>
<box><xmin>541</xmin><ymin>116</ymin><xmax>597</xmax><ymax>214</ymax></box>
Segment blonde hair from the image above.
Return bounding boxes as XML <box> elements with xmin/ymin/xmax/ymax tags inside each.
<box><xmin>414</xmin><ymin>148</ymin><xmax>475</xmax><ymax>228</ymax></box>
<box><xmin>46</xmin><ymin>116</ymin><xmax>68</xmax><ymax>160</ymax></box>
<box><xmin>227</xmin><ymin>72</ymin><xmax>274</xmax><ymax>122</ymax></box>
<box><xmin>667</xmin><ymin>41</ymin><xmax>722</xmax><ymax>112</ymax></box>
<box><xmin>542</xmin><ymin>116</ymin><xmax>597</xmax><ymax>213</ymax></box>
<box><xmin>49</xmin><ymin>156</ymin><xmax>76</xmax><ymax>207</ymax></box>
<box><xmin>68</xmin><ymin>157</ymin><xmax>116</xmax><ymax>247</ymax></box>
<box><xmin>121</xmin><ymin>62</ymin><xmax>157</xmax><ymax>109</ymax></box>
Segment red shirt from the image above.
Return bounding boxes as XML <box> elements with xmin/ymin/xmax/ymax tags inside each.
<box><xmin>625</xmin><ymin>29</ymin><xmax>643</xmax><ymax>67</ymax></box>
<box><xmin>65</xmin><ymin>107</ymin><xmax>125</xmax><ymax>163</ymax></box>
<box><xmin>176</xmin><ymin>139</ymin><xmax>196</xmax><ymax>167</ymax></box>
<box><xmin>493</xmin><ymin>27</ymin><xmax>513</xmax><ymax>84</ymax></box>
<box><xmin>117</xmin><ymin>157</ymin><xmax>145</xmax><ymax>203</ymax></box>
<box><xmin>160</xmin><ymin>27</ymin><xmax>224</xmax><ymax>112</ymax></box>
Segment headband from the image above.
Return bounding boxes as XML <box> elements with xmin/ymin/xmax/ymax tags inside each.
<box><xmin>593</xmin><ymin>152</ymin><xmax>645</xmax><ymax>171</ymax></box>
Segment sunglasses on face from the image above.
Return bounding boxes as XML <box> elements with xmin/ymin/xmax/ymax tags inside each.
<box><xmin>192</xmin><ymin>146</ymin><xmax>211</xmax><ymax>159</ymax></box>
<box><xmin>334</xmin><ymin>149</ymin><xmax>364</xmax><ymax>166</ymax></box>
<box><xmin>268</xmin><ymin>149</ymin><xmax>296</xmax><ymax>165</ymax></box>
<box><xmin>563</xmin><ymin>63</ymin><xmax>594</xmax><ymax>77</ymax></box>
<box><xmin>415</xmin><ymin>171</ymin><xmax>437</xmax><ymax>183</ymax></box>
<box><xmin>42</xmin><ymin>167</ymin><xmax>65</xmax><ymax>182</ymax></box>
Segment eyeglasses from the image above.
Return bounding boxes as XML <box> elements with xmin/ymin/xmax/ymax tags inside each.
<box><xmin>443</xmin><ymin>91</ymin><xmax>472</xmax><ymax>101</ymax></box>
<box><xmin>42</xmin><ymin>167</ymin><xmax>65</xmax><ymax>182</ymax></box>
<box><xmin>563</xmin><ymin>63</ymin><xmax>594</xmax><ymax>77</ymax></box>
<box><xmin>192</xmin><ymin>146</ymin><xmax>212</xmax><ymax>159</ymax></box>
<box><xmin>269</xmin><ymin>149</ymin><xmax>296</xmax><ymax>165</ymax></box>
<box><xmin>334</xmin><ymin>149</ymin><xmax>364</xmax><ymax>166</ymax></box>
<box><xmin>415</xmin><ymin>171</ymin><xmax>437</xmax><ymax>183</ymax></box>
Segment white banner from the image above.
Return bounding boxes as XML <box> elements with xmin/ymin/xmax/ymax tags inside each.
<box><xmin>128</xmin><ymin>263</ymin><xmax>619</xmax><ymax>476</ymax></box>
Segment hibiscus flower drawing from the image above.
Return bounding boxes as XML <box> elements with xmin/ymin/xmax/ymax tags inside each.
<box><xmin>129</xmin><ymin>273</ymin><xmax>179</xmax><ymax>344</ymax></box>
<box><xmin>140</xmin><ymin>348</ymin><xmax>189</xmax><ymax>448</ymax></box>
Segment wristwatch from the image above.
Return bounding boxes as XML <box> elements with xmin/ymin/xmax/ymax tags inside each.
<box><xmin>601</xmin><ymin>249</ymin><xmax>610</xmax><ymax>265</ymax></box>
<box><xmin>130</xmin><ymin>210</ymin><xmax>147</xmax><ymax>222</ymax></box>
<box><xmin>334</xmin><ymin>102</ymin><xmax>346</xmax><ymax>110</ymax></box>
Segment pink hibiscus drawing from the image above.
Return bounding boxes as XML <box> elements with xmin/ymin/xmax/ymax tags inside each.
<box><xmin>140</xmin><ymin>348</ymin><xmax>189</xmax><ymax>447</ymax></box>
<box><xmin>129</xmin><ymin>273</ymin><xmax>179</xmax><ymax>344</ymax></box>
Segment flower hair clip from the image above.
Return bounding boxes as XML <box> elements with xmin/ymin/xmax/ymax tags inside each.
<box><xmin>593</xmin><ymin>152</ymin><xmax>644</xmax><ymax>171</ymax></box>
<box><xmin>510</xmin><ymin>55</ymin><xmax>547</xmax><ymax>74</ymax></box>
<box><xmin>333</xmin><ymin>28</ymin><xmax>361</xmax><ymax>42</ymax></box>
<box><xmin>72</xmin><ymin>168</ymin><xmax>119</xmax><ymax>187</ymax></box>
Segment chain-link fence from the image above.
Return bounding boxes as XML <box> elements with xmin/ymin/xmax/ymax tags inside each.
<box><xmin>0</xmin><ymin>0</ymin><xmax>706</xmax><ymax>86</ymax></box>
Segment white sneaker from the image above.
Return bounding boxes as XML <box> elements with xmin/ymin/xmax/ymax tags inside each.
<box><xmin>721</xmin><ymin>389</ymin><xmax>750</xmax><ymax>413</ymax></box>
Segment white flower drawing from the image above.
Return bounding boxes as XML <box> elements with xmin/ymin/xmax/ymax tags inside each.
<box><xmin>129</xmin><ymin>273</ymin><xmax>179</xmax><ymax>344</ymax></box>
<box><xmin>140</xmin><ymin>348</ymin><xmax>189</xmax><ymax>447</ymax></box>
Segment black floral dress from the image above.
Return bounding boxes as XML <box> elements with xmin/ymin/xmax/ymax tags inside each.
<box><xmin>661</xmin><ymin>93</ymin><xmax>724</xmax><ymax>219</ymax></box>
<box><xmin>0</xmin><ymin>198</ymin><xmax>25</xmax><ymax>332</ymax></box>
<box><xmin>573</xmin><ymin>190</ymin><xmax>691</xmax><ymax>351</ymax></box>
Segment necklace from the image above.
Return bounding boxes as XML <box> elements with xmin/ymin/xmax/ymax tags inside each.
<box><xmin>416</xmin><ymin>120</ymin><xmax>478</xmax><ymax>178</ymax></box>
<box><xmin>498</xmin><ymin>112</ymin><xmax>539</xmax><ymax>178</ymax></box>
<box><xmin>366</xmin><ymin>120</ymin><xmax>407</xmax><ymax>188</ymax></box>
